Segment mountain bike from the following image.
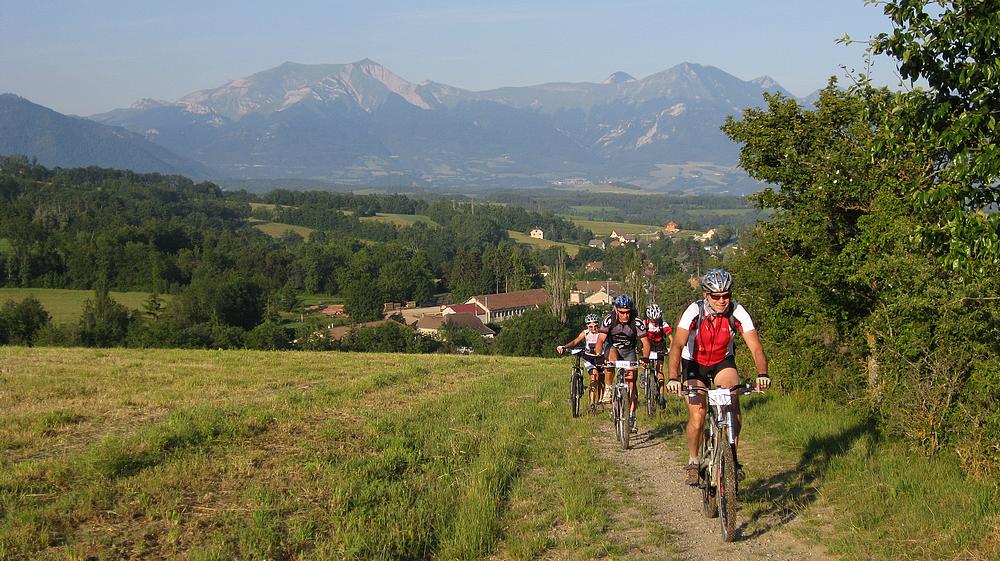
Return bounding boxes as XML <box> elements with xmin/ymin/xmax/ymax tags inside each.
<box><xmin>567</xmin><ymin>348</ymin><xmax>586</xmax><ymax>417</ymax></box>
<box><xmin>683</xmin><ymin>382</ymin><xmax>762</xmax><ymax>542</ymax></box>
<box><xmin>608</xmin><ymin>360</ymin><xmax>638</xmax><ymax>450</ymax></box>
<box><xmin>641</xmin><ymin>351</ymin><xmax>663</xmax><ymax>417</ymax></box>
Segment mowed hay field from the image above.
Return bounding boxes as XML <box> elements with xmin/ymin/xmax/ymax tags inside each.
<box><xmin>0</xmin><ymin>289</ymin><xmax>169</xmax><ymax>324</ymax></box>
<box><xmin>0</xmin><ymin>348</ymin><xmax>672</xmax><ymax>561</ymax></box>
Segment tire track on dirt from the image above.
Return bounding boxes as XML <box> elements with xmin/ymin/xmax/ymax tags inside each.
<box><xmin>596</xmin><ymin>421</ymin><xmax>835</xmax><ymax>561</ymax></box>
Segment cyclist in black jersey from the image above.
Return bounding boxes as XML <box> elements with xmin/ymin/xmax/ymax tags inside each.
<box><xmin>594</xmin><ymin>295</ymin><xmax>650</xmax><ymax>434</ymax></box>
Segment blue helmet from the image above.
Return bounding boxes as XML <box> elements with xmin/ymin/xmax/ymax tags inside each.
<box><xmin>612</xmin><ymin>294</ymin><xmax>634</xmax><ymax>310</ymax></box>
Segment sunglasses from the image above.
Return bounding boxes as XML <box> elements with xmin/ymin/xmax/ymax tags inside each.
<box><xmin>587</xmin><ymin>323</ymin><xmax>598</xmax><ymax>327</ymax></box>
<box><xmin>615</xmin><ymin>308</ymin><xmax>631</xmax><ymax>314</ymax></box>
<box><xmin>707</xmin><ymin>292</ymin><xmax>731</xmax><ymax>301</ymax></box>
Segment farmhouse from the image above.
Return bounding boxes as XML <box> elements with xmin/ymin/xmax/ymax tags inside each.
<box><xmin>465</xmin><ymin>288</ymin><xmax>548</xmax><ymax>322</ymax></box>
<box><xmin>530</xmin><ymin>228</ymin><xmax>544</xmax><ymax>239</ymax></box>
<box><xmin>415</xmin><ymin>313</ymin><xmax>496</xmax><ymax>338</ymax></box>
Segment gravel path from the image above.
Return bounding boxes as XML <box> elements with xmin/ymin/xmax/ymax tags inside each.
<box><xmin>597</xmin><ymin>418</ymin><xmax>835</xmax><ymax>561</ymax></box>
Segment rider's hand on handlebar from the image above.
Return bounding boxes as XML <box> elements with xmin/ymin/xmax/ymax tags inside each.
<box><xmin>666</xmin><ymin>379</ymin><xmax>682</xmax><ymax>395</ymax></box>
<box><xmin>556</xmin><ymin>345</ymin><xmax>564</xmax><ymax>355</ymax></box>
<box><xmin>755</xmin><ymin>374</ymin><xmax>770</xmax><ymax>390</ymax></box>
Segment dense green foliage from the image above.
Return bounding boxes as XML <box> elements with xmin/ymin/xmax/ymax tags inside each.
<box><xmin>722</xmin><ymin>78</ymin><xmax>999</xmax><ymax>476</ymax></box>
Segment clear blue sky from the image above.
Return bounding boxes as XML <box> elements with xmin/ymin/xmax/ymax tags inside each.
<box><xmin>0</xmin><ymin>0</ymin><xmax>900</xmax><ymax>116</ymax></box>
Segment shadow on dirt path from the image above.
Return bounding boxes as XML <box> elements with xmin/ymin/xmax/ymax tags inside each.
<box><xmin>595</xmin><ymin>414</ymin><xmax>839</xmax><ymax>561</ymax></box>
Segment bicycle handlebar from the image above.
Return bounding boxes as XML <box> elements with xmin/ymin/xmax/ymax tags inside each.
<box><xmin>680</xmin><ymin>382</ymin><xmax>763</xmax><ymax>397</ymax></box>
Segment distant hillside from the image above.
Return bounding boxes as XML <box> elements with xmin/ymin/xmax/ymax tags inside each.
<box><xmin>0</xmin><ymin>94</ymin><xmax>215</xmax><ymax>178</ymax></box>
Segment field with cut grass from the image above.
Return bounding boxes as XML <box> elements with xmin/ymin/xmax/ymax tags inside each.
<box><xmin>0</xmin><ymin>348</ymin><xmax>672</xmax><ymax>561</ymax></box>
<box><xmin>506</xmin><ymin>230</ymin><xmax>582</xmax><ymax>256</ymax></box>
<box><xmin>2</xmin><ymin>347</ymin><xmax>994</xmax><ymax>561</ymax></box>
<box><xmin>568</xmin><ymin>219</ymin><xmax>662</xmax><ymax>237</ymax></box>
<box><xmin>360</xmin><ymin>213</ymin><xmax>438</xmax><ymax>227</ymax></box>
<box><xmin>0</xmin><ymin>288</ymin><xmax>169</xmax><ymax>324</ymax></box>
<box><xmin>252</xmin><ymin>221</ymin><xmax>316</xmax><ymax>239</ymax></box>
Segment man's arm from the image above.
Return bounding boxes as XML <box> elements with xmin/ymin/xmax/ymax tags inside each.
<box><xmin>742</xmin><ymin>329</ymin><xmax>769</xmax><ymax>379</ymax></box>
<box><xmin>640</xmin><ymin>334</ymin><xmax>651</xmax><ymax>360</ymax></box>
<box><xmin>594</xmin><ymin>332</ymin><xmax>607</xmax><ymax>356</ymax></box>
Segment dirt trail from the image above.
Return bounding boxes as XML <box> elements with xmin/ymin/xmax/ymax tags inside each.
<box><xmin>597</xmin><ymin>420</ymin><xmax>835</xmax><ymax>561</ymax></box>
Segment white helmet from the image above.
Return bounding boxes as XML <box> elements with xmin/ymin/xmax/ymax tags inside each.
<box><xmin>645</xmin><ymin>304</ymin><xmax>662</xmax><ymax>320</ymax></box>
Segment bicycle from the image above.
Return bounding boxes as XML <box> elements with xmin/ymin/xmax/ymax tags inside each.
<box><xmin>641</xmin><ymin>351</ymin><xmax>664</xmax><ymax>417</ymax></box>
<box><xmin>683</xmin><ymin>382</ymin><xmax>762</xmax><ymax>542</ymax></box>
<box><xmin>608</xmin><ymin>360</ymin><xmax>638</xmax><ymax>450</ymax></box>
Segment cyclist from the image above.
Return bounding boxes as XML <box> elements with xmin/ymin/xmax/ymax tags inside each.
<box><xmin>594</xmin><ymin>295</ymin><xmax>650</xmax><ymax>434</ymax></box>
<box><xmin>557</xmin><ymin>313</ymin><xmax>605</xmax><ymax>411</ymax></box>
<box><xmin>666</xmin><ymin>268</ymin><xmax>770</xmax><ymax>485</ymax></box>
<box><xmin>643</xmin><ymin>304</ymin><xmax>673</xmax><ymax>409</ymax></box>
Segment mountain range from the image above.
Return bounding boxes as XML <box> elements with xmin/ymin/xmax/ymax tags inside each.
<box><xmin>3</xmin><ymin>60</ymin><xmax>807</xmax><ymax>192</ymax></box>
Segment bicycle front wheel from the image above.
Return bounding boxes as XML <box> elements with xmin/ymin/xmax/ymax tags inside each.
<box><xmin>570</xmin><ymin>368</ymin><xmax>583</xmax><ymax>418</ymax></box>
<box><xmin>701</xmin><ymin>428</ymin><xmax>718</xmax><ymax>518</ymax></box>
<box><xmin>719</xmin><ymin>441</ymin><xmax>738</xmax><ymax>541</ymax></box>
<box><xmin>617</xmin><ymin>390</ymin><xmax>630</xmax><ymax>450</ymax></box>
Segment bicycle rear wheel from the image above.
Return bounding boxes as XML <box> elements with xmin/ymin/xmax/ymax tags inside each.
<box><xmin>701</xmin><ymin>429</ymin><xmax>718</xmax><ymax>518</ymax></box>
<box><xmin>719</xmin><ymin>441</ymin><xmax>738</xmax><ymax>541</ymax></box>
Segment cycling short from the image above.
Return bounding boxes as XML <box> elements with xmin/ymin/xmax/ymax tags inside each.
<box><xmin>681</xmin><ymin>356</ymin><xmax>737</xmax><ymax>386</ymax></box>
<box><xmin>607</xmin><ymin>346</ymin><xmax>638</xmax><ymax>364</ymax></box>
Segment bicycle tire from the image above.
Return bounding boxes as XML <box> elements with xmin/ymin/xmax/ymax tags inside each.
<box><xmin>701</xmin><ymin>428</ymin><xmax>718</xmax><ymax>518</ymax></box>
<box><xmin>719</xmin><ymin>441</ymin><xmax>738</xmax><ymax>541</ymax></box>
<box><xmin>570</xmin><ymin>367</ymin><xmax>583</xmax><ymax>418</ymax></box>
<box><xmin>612</xmin><ymin>388</ymin><xmax>622</xmax><ymax>442</ymax></box>
<box><xmin>618</xmin><ymin>393</ymin><xmax>630</xmax><ymax>450</ymax></box>
<box><xmin>644</xmin><ymin>366</ymin><xmax>656</xmax><ymax>417</ymax></box>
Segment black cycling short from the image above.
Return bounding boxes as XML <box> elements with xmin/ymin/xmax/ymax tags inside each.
<box><xmin>681</xmin><ymin>357</ymin><xmax>738</xmax><ymax>386</ymax></box>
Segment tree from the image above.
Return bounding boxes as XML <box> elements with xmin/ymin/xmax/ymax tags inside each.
<box><xmin>545</xmin><ymin>248</ymin><xmax>569</xmax><ymax>322</ymax></box>
<box><xmin>0</xmin><ymin>296</ymin><xmax>50</xmax><ymax>345</ymax></box>
<box><xmin>79</xmin><ymin>283</ymin><xmax>132</xmax><ymax>347</ymax></box>
<box><xmin>870</xmin><ymin>0</ymin><xmax>1000</xmax><ymax>270</ymax></box>
<box><xmin>493</xmin><ymin>309</ymin><xmax>569</xmax><ymax>357</ymax></box>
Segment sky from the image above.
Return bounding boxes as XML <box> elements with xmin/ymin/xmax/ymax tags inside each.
<box><xmin>0</xmin><ymin>0</ymin><xmax>901</xmax><ymax>116</ymax></box>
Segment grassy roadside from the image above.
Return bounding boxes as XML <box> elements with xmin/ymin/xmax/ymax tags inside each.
<box><xmin>0</xmin><ymin>348</ymin><xmax>676</xmax><ymax>560</ymax></box>
<box><xmin>651</xmin><ymin>391</ymin><xmax>998</xmax><ymax>560</ymax></box>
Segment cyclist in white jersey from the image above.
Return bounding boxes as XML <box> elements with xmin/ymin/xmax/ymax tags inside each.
<box><xmin>557</xmin><ymin>314</ymin><xmax>605</xmax><ymax>409</ymax></box>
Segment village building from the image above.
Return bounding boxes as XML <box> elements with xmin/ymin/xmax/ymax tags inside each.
<box><xmin>663</xmin><ymin>221</ymin><xmax>680</xmax><ymax>235</ymax></box>
<box><xmin>327</xmin><ymin>319</ymin><xmax>392</xmax><ymax>340</ymax></box>
<box><xmin>415</xmin><ymin>313</ymin><xmax>496</xmax><ymax>338</ymax></box>
<box><xmin>465</xmin><ymin>288</ymin><xmax>548</xmax><ymax>323</ymax></box>
<box><xmin>588</xmin><ymin>239</ymin><xmax>606</xmax><ymax>250</ymax></box>
<box><xmin>530</xmin><ymin>228</ymin><xmax>544</xmax><ymax>240</ymax></box>
<box><xmin>585</xmin><ymin>260</ymin><xmax>604</xmax><ymax>273</ymax></box>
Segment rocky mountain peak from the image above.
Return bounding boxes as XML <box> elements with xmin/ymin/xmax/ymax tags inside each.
<box><xmin>604</xmin><ymin>71</ymin><xmax>637</xmax><ymax>84</ymax></box>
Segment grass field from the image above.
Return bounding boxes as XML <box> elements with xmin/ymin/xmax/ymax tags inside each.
<box><xmin>252</xmin><ymin>221</ymin><xmax>316</xmax><ymax>239</ymax></box>
<box><xmin>0</xmin><ymin>348</ymin><xmax>674</xmax><ymax>561</ymax></box>
<box><xmin>569</xmin><ymin>219</ymin><xmax>662</xmax><ymax>237</ymax></box>
<box><xmin>360</xmin><ymin>213</ymin><xmax>438</xmax><ymax>227</ymax></box>
<box><xmin>506</xmin><ymin>230</ymin><xmax>582</xmax><ymax>256</ymax></box>
<box><xmin>0</xmin><ymin>238</ymin><xmax>12</xmax><ymax>255</ymax></box>
<box><xmin>3</xmin><ymin>346</ymin><xmax>993</xmax><ymax>560</ymax></box>
<box><xmin>0</xmin><ymin>288</ymin><xmax>170</xmax><ymax>324</ymax></box>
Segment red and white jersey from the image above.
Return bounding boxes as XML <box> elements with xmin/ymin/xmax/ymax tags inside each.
<box><xmin>678</xmin><ymin>301</ymin><xmax>756</xmax><ymax>366</ymax></box>
<box><xmin>643</xmin><ymin>319</ymin><xmax>673</xmax><ymax>343</ymax></box>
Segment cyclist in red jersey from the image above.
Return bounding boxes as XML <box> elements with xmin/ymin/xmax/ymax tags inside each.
<box><xmin>643</xmin><ymin>304</ymin><xmax>672</xmax><ymax>409</ymax></box>
<box><xmin>666</xmin><ymin>269</ymin><xmax>770</xmax><ymax>485</ymax></box>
